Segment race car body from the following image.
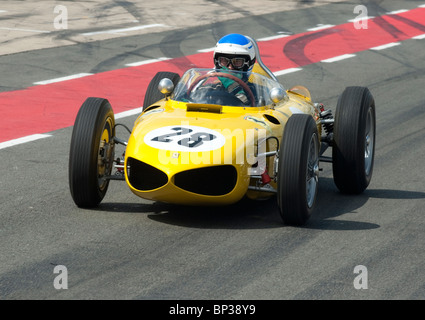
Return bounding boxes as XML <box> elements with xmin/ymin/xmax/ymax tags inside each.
<box><xmin>69</xmin><ymin>38</ymin><xmax>375</xmax><ymax>225</ymax></box>
<box><xmin>124</xmin><ymin>68</ymin><xmax>320</xmax><ymax>206</ymax></box>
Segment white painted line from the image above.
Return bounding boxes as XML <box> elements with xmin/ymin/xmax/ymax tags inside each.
<box><xmin>321</xmin><ymin>54</ymin><xmax>356</xmax><ymax>63</ymax></box>
<box><xmin>307</xmin><ymin>24</ymin><xmax>335</xmax><ymax>31</ymax></box>
<box><xmin>0</xmin><ymin>10</ymin><xmax>7</xmax><ymax>13</ymax></box>
<box><xmin>370</xmin><ymin>42</ymin><xmax>400</xmax><ymax>50</ymax></box>
<box><xmin>413</xmin><ymin>33</ymin><xmax>425</xmax><ymax>39</ymax></box>
<box><xmin>419</xmin><ymin>4</ymin><xmax>425</xmax><ymax>8</ymax></box>
<box><xmin>257</xmin><ymin>34</ymin><xmax>290</xmax><ymax>41</ymax></box>
<box><xmin>274</xmin><ymin>68</ymin><xmax>302</xmax><ymax>76</ymax></box>
<box><xmin>0</xmin><ymin>134</ymin><xmax>52</xmax><ymax>150</ymax></box>
<box><xmin>33</xmin><ymin>73</ymin><xmax>93</xmax><ymax>85</ymax></box>
<box><xmin>0</xmin><ymin>27</ymin><xmax>50</xmax><ymax>33</ymax></box>
<box><xmin>125</xmin><ymin>57</ymin><xmax>170</xmax><ymax>67</ymax></box>
<box><xmin>81</xmin><ymin>24</ymin><xmax>167</xmax><ymax>36</ymax></box>
<box><xmin>115</xmin><ymin>108</ymin><xmax>143</xmax><ymax>119</ymax></box>
<box><xmin>387</xmin><ymin>9</ymin><xmax>408</xmax><ymax>15</ymax></box>
<box><xmin>0</xmin><ymin>109</ymin><xmax>140</xmax><ymax>149</ymax></box>
<box><xmin>197</xmin><ymin>47</ymin><xmax>215</xmax><ymax>53</ymax></box>
<box><xmin>348</xmin><ymin>16</ymin><xmax>374</xmax><ymax>23</ymax></box>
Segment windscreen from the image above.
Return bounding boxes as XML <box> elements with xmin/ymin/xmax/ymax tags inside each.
<box><xmin>172</xmin><ymin>68</ymin><xmax>285</xmax><ymax>107</ymax></box>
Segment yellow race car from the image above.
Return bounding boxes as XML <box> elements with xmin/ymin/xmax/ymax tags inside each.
<box><xmin>69</xmin><ymin>38</ymin><xmax>375</xmax><ymax>225</ymax></box>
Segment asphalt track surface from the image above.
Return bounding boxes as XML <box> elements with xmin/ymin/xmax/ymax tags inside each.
<box><xmin>1</xmin><ymin>0</ymin><xmax>425</xmax><ymax>302</ymax></box>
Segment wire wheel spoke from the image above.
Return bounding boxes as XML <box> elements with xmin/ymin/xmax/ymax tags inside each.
<box><xmin>306</xmin><ymin>134</ymin><xmax>319</xmax><ymax>208</ymax></box>
<box><xmin>364</xmin><ymin>107</ymin><xmax>374</xmax><ymax>175</ymax></box>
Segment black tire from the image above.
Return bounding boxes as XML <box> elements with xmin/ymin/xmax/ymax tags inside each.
<box><xmin>143</xmin><ymin>71</ymin><xmax>180</xmax><ymax>110</ymax></box>
<box><xmin>277</xmin><ymin>114</ymin><xmax>320</xmax><ymax>225</ymax></box>
<box><xmin>332</xmin><ymin>86</ymin><xmax>376</xmax><ymax>194</ymax></box>
<box><xmin>69</xmin><ymin>97</ymin><xmax>115</xmax><ymax>208</ymax></box>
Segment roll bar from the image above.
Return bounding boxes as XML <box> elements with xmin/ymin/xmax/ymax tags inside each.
<box><xmin>245</xmin><ymin>35</ymin><xmax>278</xmax><ymax>82</ymax></box>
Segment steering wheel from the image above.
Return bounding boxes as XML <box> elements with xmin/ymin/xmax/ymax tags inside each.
<box><xmin>187</xmin><ymin>72</ymin><xmax>256</xmax><ymax>107</ymax></box>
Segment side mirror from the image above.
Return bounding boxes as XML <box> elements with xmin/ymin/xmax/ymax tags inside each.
<box><xmin>270</xmin><ymin>87</ymin><xmax>286</xmax><ymax>104</ymax></box>
<box><xmin>158</xmin><ymin>78</ymin><xmax>174</xmax><ymax>98</ymax></box>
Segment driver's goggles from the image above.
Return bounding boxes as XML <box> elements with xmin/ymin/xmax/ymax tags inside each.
<box><xmin>217</xmin><ymin>56</ymin><xmax>248</xmax><ymax>69</ymax></box>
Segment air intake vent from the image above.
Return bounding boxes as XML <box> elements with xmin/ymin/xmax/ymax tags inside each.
<box><xmin>263</xmin><ymin>114</ymin><xmax>280</xmax><ymax>125</ymax></box>
<box><xmin>174</xmin><ymin>165</ymin><xmax>237</xmax><ymax>196</ymax></box>
<box><xmin>127</xmin><ymin>157</ymin><xmax>168</xmax><ymax>191</ymax></box>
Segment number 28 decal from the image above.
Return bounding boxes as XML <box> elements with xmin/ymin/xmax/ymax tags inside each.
<box><xmin>144</xmin><ymin>125</ymin><xmax>226</xmax><ymax>152</ymax></box>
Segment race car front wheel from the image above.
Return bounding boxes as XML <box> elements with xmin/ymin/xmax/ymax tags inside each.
<box><xmin>332</xmin><ymin>86</ymin><xmax>376</xmax><ymax>194</ymax></box>
<box><xmin>277</xmin><ymin>114</ymin><xmax>319</xmax><ymax>225</ymax></box>
<box><xmin>69</xmin><ymin>97</ymin><xmax>115</xmax><ymax>208</ymax></box>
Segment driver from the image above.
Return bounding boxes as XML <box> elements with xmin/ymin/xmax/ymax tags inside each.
<box><xmin>213</xmin><ymin>34</ymin><xmax>256</xmax><ymax>104</ymax></box>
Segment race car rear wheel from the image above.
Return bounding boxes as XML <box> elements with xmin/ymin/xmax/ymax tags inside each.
<box><xmin>69</xmin><ymin>97</ymin><xmax>115</xmax><ymax>208</ymax></box>
<box><xmin>277</xmin><ymin>114</ymin><xmax>319</xmax><ymax>225</ymax></box>
<box><xmin>332</xmin><ymin>86</ymin><xmax>376</xmax><ymax>194</ymax></box>
<box><xmin>143</xmin><ymin>71</ymin><xmax>180</xmax><ymax>110</ymax></box>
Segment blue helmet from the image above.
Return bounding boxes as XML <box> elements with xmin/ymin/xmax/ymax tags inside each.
<box><xmin>213</xmin><ymin>34</ymin><xmax>256</xmax><ymax>72</ymax></box>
